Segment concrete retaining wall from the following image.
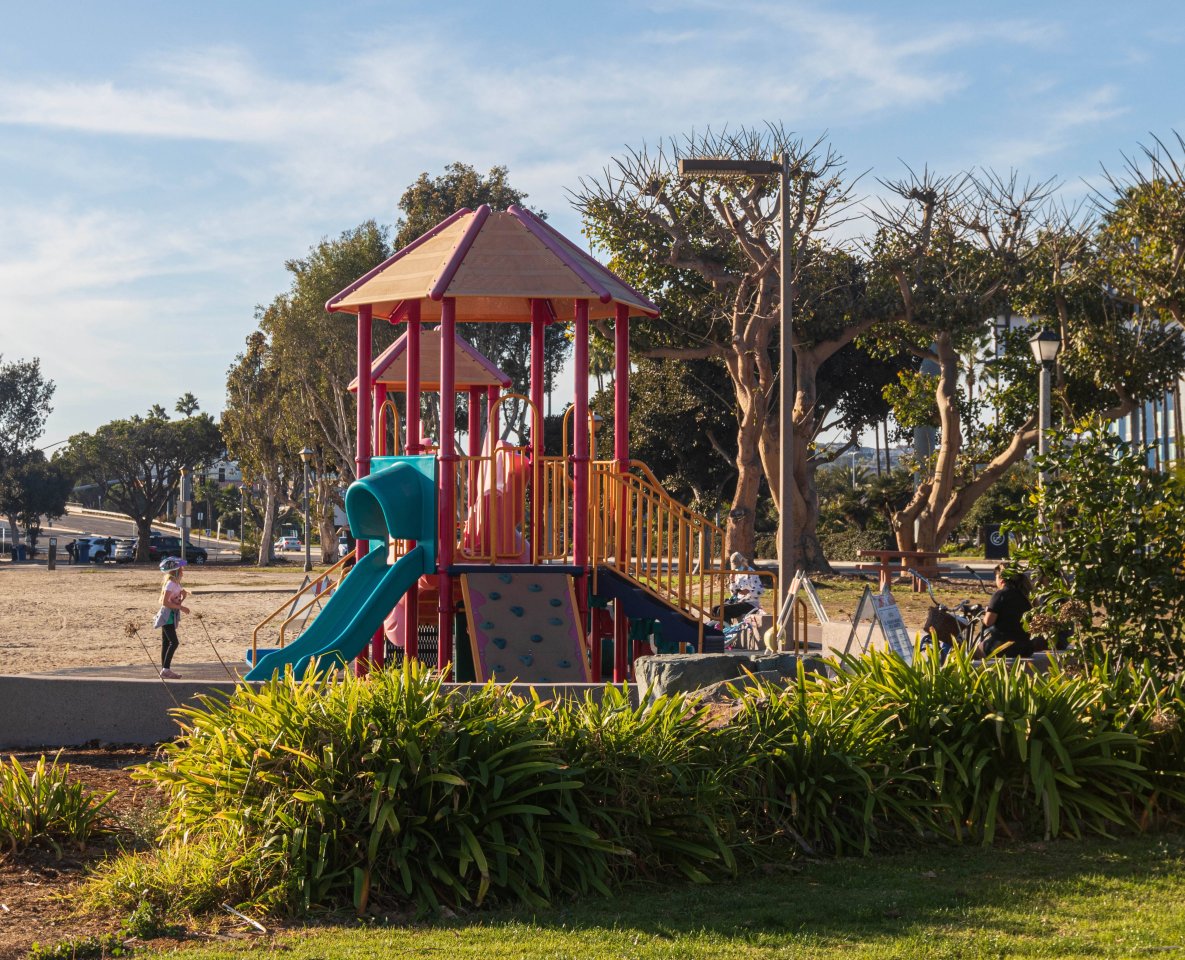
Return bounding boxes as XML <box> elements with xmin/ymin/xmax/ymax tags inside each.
<box><xmin>0</xmin><ymin>675</ymin><xmax>624</xmax><ymax>749</ymax></box>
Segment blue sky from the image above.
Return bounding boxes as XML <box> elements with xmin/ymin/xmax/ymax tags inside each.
<box><xmin>1</xmin><ymin>0</ymin><xmax>1183</xmax><ymax>444</ymax></box>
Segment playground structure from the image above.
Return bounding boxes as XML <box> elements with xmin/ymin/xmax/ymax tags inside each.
<box><xmin>247</xmin><ymin>204</ymin><xmax>773</xmax><ymax>683</ymax></box>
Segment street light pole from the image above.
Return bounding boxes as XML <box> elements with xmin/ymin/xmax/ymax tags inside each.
<box><xmin>678</xmin><ymin>155</ymin><xmax>795</xmax><ymax>614</ymax></box>
<box><xmin>299</xmin><ymin>447</ymin><xmax>314</xmax><ymax>573</ymax></box>
<box><xmin>1028</xmin><ymin>327</ymin><xmax>1062</xmax><ymax>489</ymax></box>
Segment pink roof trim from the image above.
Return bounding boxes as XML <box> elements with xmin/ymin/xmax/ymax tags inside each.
<box><xmin>325</xmin><ymin>207</ymin><xmax>472</xmax><ymax>313</ymax></box>
<box><xmin>428</xmin><ymin>204</ymin><xmax>491</xmax><ymax>301</ymax></box>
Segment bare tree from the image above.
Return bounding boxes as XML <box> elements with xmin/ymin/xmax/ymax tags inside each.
<box><xmin>575</xmin><ymin>126</ymin><xmax>883</xmax><ymax>567</ymax></box>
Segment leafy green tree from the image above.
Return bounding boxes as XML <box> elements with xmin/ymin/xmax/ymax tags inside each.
<box><xmin>0</xmin><ymin>451</ymin><xmax>72</xmax><ymax>552</ymax></box>
<box><xmin>222</xmin><ymin>333</ymin><xmax>295</xmax><ymax>566</ymax></box>
<box><xmin>1009</xmin><ymin>419</ymin><xmax>1185</xmax><ymax>678</ymax></box>
<box><xmin>175</xmin><ymin>392</ymin><xmax>200</xmax><ymax>416</ymax></box>
<box><xmin>394</xmin><ymin>162</ymin><xmax>569</xmax><ymax>442</ymax></box>
<box><xmin>575</xmin><ymin>127</ymin><xmax>896</xmax><ymax>568</ymax></box>
<box><xmin>0</xmin><ymin>356</ymin><xmax>54</xmax><ymax>475</ymax></box>
<box><xmin>872</xmin><ymin>169</ymin><xmax>1185</xmax><ymax>554</ymax></box>
<box><xmin>61</xmin><ymin>408</ymin><xmax>223</xmax><ymax>561</ymax></box>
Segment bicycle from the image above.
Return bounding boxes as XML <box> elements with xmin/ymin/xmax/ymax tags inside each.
<box><xmin>908</xmin><ymin>568</ymin><xmax>987</xmax><ymax>654</ymax></box>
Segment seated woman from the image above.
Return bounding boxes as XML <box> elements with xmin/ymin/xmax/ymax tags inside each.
<box><xmin>981</xmin><ymin>564</ymin><xmax>1033</xmax><ymax>658</ymax></box>
<box><xmin>715</xmin><ymin>551</ymin><xmax>765</xmax><ymax>623</ymax></box>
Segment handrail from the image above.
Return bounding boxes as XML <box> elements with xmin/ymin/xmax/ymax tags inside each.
<box><xmin>590</xmin><ymin>460</ymin><xmax>776</xmax><ymax>650</ymax></box>
<box><xmin>250</xmin><ymin>554</ymin><xmax>352</xmax><ymax>663</ymax></box>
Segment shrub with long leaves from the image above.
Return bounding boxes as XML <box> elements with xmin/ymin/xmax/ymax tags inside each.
<box><xmin>837</xmin><ymin>645</ymin><xmax>1154</xmax><ymax>841</ymax></box>
<box><xmin>138</xmin><ymin>664</ymin><xmax>616</xmax><ymax>914</ymax></box>
<box><xmin>544</xmin><ymin>686</ymin><xmax>739</xmax><ymax>882</ymax></box>
<box><xmin>0</xmin><ymin>753</ymin><xmax>113</xmax><ymax>855</ymax></box>
<box><xmin>728</xmin><ymin>663</ymin><xmax>932</xmax><ymax>856</ymax></box>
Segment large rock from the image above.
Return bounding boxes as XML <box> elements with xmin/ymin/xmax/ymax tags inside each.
<box><xmin>635</xmin><ymin>652</ymin><xmax>808</xmax><ymax>700</ymax></box>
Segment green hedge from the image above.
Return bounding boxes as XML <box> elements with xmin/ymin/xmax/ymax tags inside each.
<box><xmin>83</xmin><ymin>653</ymin><xmax>1185</xmax><ymax>919</ymax></box>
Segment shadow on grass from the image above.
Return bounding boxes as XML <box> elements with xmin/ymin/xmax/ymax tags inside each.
<box><xmin>432</xmin><ymin>832</ymin><xmax>1185</xmax><ymax>953</ymax></box>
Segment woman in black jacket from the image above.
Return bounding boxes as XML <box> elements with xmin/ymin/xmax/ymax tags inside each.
<box><xmin>981</xmin><ymin>564</ymin><xmax>1033</xmax><ymax>658</ymax></box>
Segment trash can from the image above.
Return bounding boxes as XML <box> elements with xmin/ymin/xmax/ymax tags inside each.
<box><xmin>75</xmin><ymin>541</ymin><xmax>91</xmax><ymax>563</ymax></box>
<box><xmin>981</xmin><ymin>524</ymin><xmax>1009</xmax><ymax>560</ymax></box>
<box><xmin>13</xmin><ymin>544</ymin><xmax>27</xmax><ymax>562</ymax></box>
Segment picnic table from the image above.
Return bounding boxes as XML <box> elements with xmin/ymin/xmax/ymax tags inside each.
<box><xmin>855</xmin><ymin>549</ymin><xmax>945</xmax><ymax>592</ymax></box>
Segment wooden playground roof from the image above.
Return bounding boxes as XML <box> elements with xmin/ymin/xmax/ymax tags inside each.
<box><xmin>326</xmin><ymin>205</ymin><xmax>660</xmax><ymax>322</ymax></box>
<box><xmin>347</xmin><ymin>327</ymin><xmax>512</xmax><ymax>392</ymax></box>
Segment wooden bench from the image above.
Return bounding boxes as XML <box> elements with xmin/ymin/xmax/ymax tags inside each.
<box><xmin>856</xmin><ymin>549</ymin><xmax>946</xmax><ymax>592</ymax></box>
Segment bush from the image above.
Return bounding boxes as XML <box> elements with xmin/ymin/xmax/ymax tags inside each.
<box><xmin>0</xmin><ymin>753</ymin><xmax>112</xmax><ymax>855</ymax></box>
<box><xmin>1008</xmin><ymin>419</ymin><xmax>1185</xmax><ymax>678</ymax></box>
<box><xmin>818</xmin><ymin>528</ymin><xmax>893</xmax><ymax>562</ymax></box>
<box><xmin>88</xmin><ymin>655</ymin><xmax>1185</xmax><ymax>922</ymax></box>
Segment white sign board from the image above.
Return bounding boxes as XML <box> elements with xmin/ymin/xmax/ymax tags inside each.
<box><xmin>843</xmin><ymin>586</ymin><xmax>915</xmax><ymax>664</ymax></box>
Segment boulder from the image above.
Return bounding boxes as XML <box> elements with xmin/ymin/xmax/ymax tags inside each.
<box><xmin>635</xmin><ymin>652</ymin><xmax>808</xmax><ymax>700</ymax></box>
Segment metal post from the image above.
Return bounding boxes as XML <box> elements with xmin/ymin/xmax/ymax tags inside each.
<box><xmin>302</xmin><ymin>458</ymin><xmax>312</xmax><ymax>573</ymax></box>
<box><xmin>777</xmin><ymin>154</ymin><xmax>796</xmax><ymax>616</ymax></box>
<box><xmin>1038</xmin><ymin>360</ymin><xmax>1052</xmax><ymax>487</ymax></box>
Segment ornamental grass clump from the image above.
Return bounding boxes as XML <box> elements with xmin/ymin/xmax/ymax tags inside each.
<box><xmin>0</xmin><ymin>753</ymin><xmax>113</xmax><ymax>855</ymax></box>
<box><xmin>727</xmin><ymin>662</ymin><xmax>931</xmax><ymax>856</ymax></box>
<box><xmin>543</xmin><ymin>685</ymin><xmax>739</xmax><ymax>882</ymax></box>
<box><xmin>837</xmin><ymin>645</ymin><xmax>1155</xmax><ymax>841</ymax></box>
<box><xmin>133</xmin><ymin>663</ymin><xmax>617</xmax><ymax>915</ymax></box>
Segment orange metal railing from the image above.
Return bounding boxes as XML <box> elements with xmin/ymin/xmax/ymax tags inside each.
<box><xmin>251</xmin><ymin>553</ymin><xmax>353</xmax><ymax>663</ymax></box>
<box><xmin>590</xmin><ymin>460</ymin><xmax>776</xmax><ymax>646</ymax></box>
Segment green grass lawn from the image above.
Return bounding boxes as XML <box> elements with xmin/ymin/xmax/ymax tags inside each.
<box><xmin>145</xmin><ymin>832</ymin><xmax>1185</xmax><ymax>959</ymax></box>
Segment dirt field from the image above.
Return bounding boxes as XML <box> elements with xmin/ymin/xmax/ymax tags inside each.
<box><xmin>0</xmin><ymin>562</ymin><xmax>988</xmax><ymax>676</ymax></box>
<box><xmin>0</xmin><ymin>563</ymin><xmax>317</xmax><ymax>676</ymax></box>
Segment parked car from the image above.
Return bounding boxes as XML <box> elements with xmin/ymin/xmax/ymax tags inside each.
<box><xmin>337</xmin><ymin>532</ymin><xmax>354</xmax><ymax>558</ymax></box>
<box><xmin>274</xmin><ymin>536</ymin><xmax>302</xmax><ymax>552</ymax></box>
<box><xmin>112</xmin><ymin>538</ymin><xmax>136</xmax><ymax>563</ymax></box>
<box><xmin>66</xmin><ymin>536</ymin><xmax>118</xmax><ymax>563</ymax></box>
<box><xmin>133</xmin><ymin>535</ymin><xmax>208</xmax><ymax>564</ymax></box>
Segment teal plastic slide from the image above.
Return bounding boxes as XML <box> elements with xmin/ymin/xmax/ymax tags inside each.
<box><xmin>245</xmin><ymin>457</ymin><xmax>437</xmax><ymax>680</ymax></box>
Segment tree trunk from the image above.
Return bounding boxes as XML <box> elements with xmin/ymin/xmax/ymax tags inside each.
<box><xmin>757</xmin><ymin>350</ymin><xmax>833</xmax><ymax>573</ymax></box>
<box><xmin>257</xmin><ymin>476</ymin><xmax>279</xmax><ymax>566</ymax></box>
<box><xmin>135</xmin><ymin>517</ymin><xmax>154</xmax><ymax>562</ymax></box>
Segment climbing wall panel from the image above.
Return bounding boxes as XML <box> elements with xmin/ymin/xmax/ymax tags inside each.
<box><xmin>460</xmin><ymin>571</ymin><xmax>590</xmax><ymax>683</ymax></box>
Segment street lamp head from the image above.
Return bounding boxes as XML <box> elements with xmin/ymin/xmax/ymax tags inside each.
<box><xmin>677</xmin><ymin>157</ymin><xmax>782</xmax><ymax>178</ymax></box>
<box><xmin>1028</xmin><ymin>327</ymin><xmax>1062</xmax><ymax>367</ymax></box>
<box><xmin>299</xmin><ymin>446</ymin><xmax>315</xmax><ymax>465</ymax></box>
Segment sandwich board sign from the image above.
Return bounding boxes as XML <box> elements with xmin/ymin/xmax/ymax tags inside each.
<box><xmin>775</xmin><ymin>572</ymin><xmax>831</xmax><ymax>648</ymax></box>
<box><xmin>843</xmin><ymin>585</ymin><xmax>914</xmax><ymax>663</ymax></box>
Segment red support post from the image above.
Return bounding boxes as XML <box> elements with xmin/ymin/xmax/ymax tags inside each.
<box><xmin>613</xmin><ymin>302</ymin><xmax>630</xmax><ymax>465</ymax></box>
<box><xmin>406</xmin><ymin>300</ymin><xmax>422</xmax><ymax>454</ymax></box>
<box><xmin>487</xmin><ymin>384</ymin><xmax>499</xmax><ymax>446</ymax></box>
<box><xmin>355</xmin><ymin>305</ymin><xmax>373</xmax><ymax>677</ymax></box>
<box><xmin>529</xmin><ymin>299</ymin><xmax>546</xmax><ymax>560</ymax></box>
<box><xmin>438</xmin><ymin>297</ymin><xmax>457</xmax><ymax>677</ymax></box>
<box><xmin>467</xmin><ymin>386</ymin><xmax>481</xmax><ymax>509</ymax></box>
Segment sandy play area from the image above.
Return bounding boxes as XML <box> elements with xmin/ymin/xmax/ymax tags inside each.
<box><xmin>0</xmin><ymin>563</ymin><xmax>316</xmax><ymax>675</ymax></box>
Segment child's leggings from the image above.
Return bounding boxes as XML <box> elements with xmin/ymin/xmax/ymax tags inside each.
<box><xmin>161</xmin><ymin>624</ymin><xmax>179</xmax><ymax>669</ymax></box>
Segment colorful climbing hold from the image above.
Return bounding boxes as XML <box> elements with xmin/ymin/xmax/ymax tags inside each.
<box><xmin>510</xmin><ymin>605</ymin><xmax>525</xmax><ymax>617</ymax></box>
<box><xmin>492</xmin><ymin>637</ymin><xmax>507</xmax><ymax>649</ymax></box>
<box><xmin>549</xmin><ymin>597</ymin><xmax>562</xmax><ymax>607</ymax></box>
<box><xmin>498</xmin><ymin>573</ymin><xmax>513</xmax><ymax>584</ymax></box>
<box><xmin>527</xmin><ymin>583</ymin><xmax>543</xmax><ymax>592</ymax></box>
<box><xmin>530</xmin><ymin>634</ymin><xmax>544</xmax><ymax>644</ymax></box>
<box><xmin>547</xmin><ymin>616</ymin><xmax>564</xmax><ymax>626</ymax></box>
<box><xmin>488</xmin><ymin>591</ymin><xmax>501</xmax><ymax>600</ymax></box>
<box><xmin>519</xmin><ymin>653</ymin><xmax>534</xmax><ymax>666</ymax></box>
